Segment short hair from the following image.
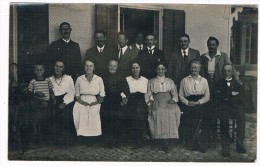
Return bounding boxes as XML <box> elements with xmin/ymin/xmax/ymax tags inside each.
<box><xmin>207</xmin><ymin>36</ymin><xmax>219</xmax><ymax>46</ymax></box>
<box><xmin>33</xmin><ymin>64</ymin><xmax>45</xmax><ymax>70</ymax></box>
<box><xmin>146</xmin><ymin>33</ymin><xmax>157</xmax><ymax>40</ymax></box>
<box><xmin>118</xmin><ymin>32</ymin><xmax>128</xmax><ymax>39</ymax></box>
<box><xmin>179</xmin><ymin>34</ymin><xmax>190</xmax><ymax>41</ymax></box>
<box><xmin>108</xmin><ymin>59</ymin><xmax>119</xmax><ymax>65</ymax></box>
<box><xmin>54</xmin><ymin>59</ymin><xmax>66</xmax><ymax>67</ymax></box>
<box><xmin>83</xmin><ymin>58</ymin><xmax>96</xmax><ymax>67</ymax></box>
<box><xmin>59</xmin><ymin>22</ymin><xmax>71</xmax><ymax>30</ymax></box>
<box><xmin>222</xmin><ymin>63</ymin><xmax>233</xmax><ymax>73</ymax></box>
<box><xmin>94</xmin><ymin>30</ymin><xmax>106</xmax><ymax>37</ymax></box>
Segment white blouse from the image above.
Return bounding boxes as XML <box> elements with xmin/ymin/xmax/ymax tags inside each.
<box><xmin>126</xmin><ymin>76</ymin><xmax>148</xmax><ymax>94</ymax></box>
<box><xmin>75</xmin><ymin>75</ymin><xmax>105</xmax><ymax>103</ymax></box>
<box><xmin>49</xmin><ymin>74</ymin><xmax>75</xmax><ymax>105</ymax></box>
<box><xmin>179</xmin><ymin>75</ymin><xmax>210</xmax><ymax>105</ymax></box>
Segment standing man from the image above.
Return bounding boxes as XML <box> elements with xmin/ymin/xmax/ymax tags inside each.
<box><xmin>48</xmin><ymin>22</ymin><xmax>83</xmax><ymax>81</ymax></box>
<box><xmin>131</xmin><ymin>32</ymin><xmax>145</xmax><ymax>57</ymax></box>
<box><xmin>117</xmin><ymin>32</ymin><xmax>137</xmax><ymax>77</ymax></box>
<box><xmin>137</xmin><ymin>34</ymin><xmax>166</xmax><ymax>79</ymax></box>
<box><xmin>85</xmin><ymin>30</ymin><xmax>117</xmax><ymax>78</ymax></box>
<box><xmin>215</xmin><ymin>63</ymin><xmax>246</xmax><ymax>156</ymax></box>
<box><xmin>168</xmin><ymin>34</ymin><xmax>201</xmax><ymax>88</ymax></box>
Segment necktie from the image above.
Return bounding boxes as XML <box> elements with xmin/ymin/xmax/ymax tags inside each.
<box><xmin>139</xmin><ymin>46</ymin><xmax>142</xmax><ymax>51</ymax></box>
<box><xmin>149</xmin><ymin>49</ymin><xmax>153</xmax><ymax>55</ymax></box>
<box><xmin>100</xmin><ymin>48</ymin><xmax>103</xmax><ymax>53</ymax></box>
<box><xmin>119</xmin><ymin>48</ymin><xmax>123</xmax><ymax>60</ymax></box>
<box><xmin>183</xmin><ymin>50</ymin><xmax>187</xmax><ymax>61</ymax></box>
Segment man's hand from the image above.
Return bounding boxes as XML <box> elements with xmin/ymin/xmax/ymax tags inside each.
<box><xmin>97</xmin><ymin>95</ymin><xmax>104</xmax><ymax>104</ymax></box>
<box><xmin>59</xmin><ymin>103</ymin><xmax>67</xmax><ymax>109</ymax></box>
<box><xmin>168</xmin><ymin>99</ymin><xmax>176</xmax><ymax>104</ymax></box>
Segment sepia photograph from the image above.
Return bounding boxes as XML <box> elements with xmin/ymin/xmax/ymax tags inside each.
<box><xmin>3</xmin><ymin>1</ymin><xmax>258</xmax><ymax>164</ymax></box>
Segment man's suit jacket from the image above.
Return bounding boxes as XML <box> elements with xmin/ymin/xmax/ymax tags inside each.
<box><xmin>48</xmin><ymin>38</ymin><xmax>83</xmax><ymax>79</ymax></box>
<box><xmin>85</xmin><ymin>45</ymin><xmax>117</xmax><ymax>78</ymax></box>
<box><xmin>137</xmin><ymin>47</ymin><xmax>166</xmax><ymax>79</ymax></box>
<box><xmin>201</xmin><ymin>52</ymin><xmax>235</xmax><ymax>82</ymax></box>
<box><xmin>117</xmin><ymin>47</ymin><xmax>137</xmax><ymax>77</ymax></box>
<box><xmin>168</xmin><ymin>48</ymin><xmax>201</xmax><ymax>87</ymax></box>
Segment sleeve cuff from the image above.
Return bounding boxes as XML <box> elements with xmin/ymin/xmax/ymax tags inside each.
<box><xmin>120</xmin><ymin>92</ymin><xmax>126</xmax><ymax>98</ymax></box>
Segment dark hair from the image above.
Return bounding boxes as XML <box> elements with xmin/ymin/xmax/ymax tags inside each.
<box><xmin>118</xmin><ymin>32</ymin><xmax>128</xmax><ymax>39</ymax></box>
<box><xmin>83</xmin><ymin>58</ymin><xmax>96</xmax><ymax>67</ymax></box>
<box><xmin>54</xmin><ymin>59</ymin><xmax>66</xmax><ymax>67</ymax></box>
<box><xmin>179</xmin><ymin>34</ymin><xmax>190</xmax><ymax>41</ymax></box>
<box><xmin>207</xmin><ymin>36</ymin><xmax>219</xmax><ymax>46</ymax></box>
<box><xmin>59</xmin><ymin>22</ymin><xmax>71</xmax><ymax>30</ymax></box>
<box><xmin>155</xmin><ymin>61</ymin><xmax>168</xmax><ymax>70</ymax></box>
<box><xmin>129</xmin><ymin>59</ymin><xmax>141</xmax><ymax>69</ymax></box>
<box><xmin>146</xmin><ymin>33</ymin><xmax>157</xmax><ymax>40</ymax></box>
<box><xmin>94</xmin><ymin>30</ymin><xmax>106</xmax><ymax>37</ymax></box>
<box><xmin>108</xmin><ymin>59</ymin><xmax>119</xmax><ymax>65</ymax></box>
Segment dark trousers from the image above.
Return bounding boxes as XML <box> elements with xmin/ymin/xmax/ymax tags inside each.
<box><xmin>218</xmin><ymin>101</ymin><xmax>245</xmax><ymax>145</ymax></box>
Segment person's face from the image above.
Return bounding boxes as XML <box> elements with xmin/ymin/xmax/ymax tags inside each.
<box><xmin>95</xmin><ymin>33</ymin><xmax>106</xmax><ymax>47</ymax></box>
<box><xmin>190</xmin><ymin>63</ymin><xmax>201</xmax><ymax>76</ymax></box>
<box><xmin>146</xmin><ymin>35</ymin><xmax>156</xmax><ymax>48</ymax></box>
<box><xmin>118</xmin><ymin>34</ymin><xmax>128</xmax><ymax>48</ymax></box>
<box><xmin>108</xmin><ymin>60</ymin><xmax>118</xmax><ymax>74</ymax></box>
<box><xmin>136</xmin><ymin>33</ymin><xmax>144</xmax><ymax>45</ymax></box>
<box><xmin>224</xmin><ymin>65</ymin><xmax>233</xmax><ymax>79</ymax></box>
<box><xmin>34</xmin><ymin>65</ymin><xmax>45</xmax><ymax>77</ymax></box>
<box><xmin>54</xmin><ymin>62</ymin><xmax>65</xmax><ymax>75</ymax></box>
<box><xmin>156</xmin><ymin>64</ymin><xmax>167</xmax><ymax>77</ymax></box>
<box><xmin>131</xmin><ymin>63</ymin><xmax>141</xmax><ymax>77</ymax></box>
<box><xmin>207</xmin><ymin>40</ymin><xmax>218</xmax><ymax>53</ymax></box>
<box><xmin>60</xmin><ymin>24</ymin><xmax>71</xmax><ymax>40</ymax></box>
<box><xmin>179</xmin><ymin>36</ymin><xmax>190</xmax><ymax>50</ymax></box>
<box><xmin>85</xmin><ymin>61</ymin><xmax>95</xmax><ymax>74</ymax></box>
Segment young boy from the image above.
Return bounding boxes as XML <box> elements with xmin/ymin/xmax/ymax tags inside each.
<box><xmin>28</xmin><ymin>63</ymin><xmax>55</xmax><ymax>143</ymax></box>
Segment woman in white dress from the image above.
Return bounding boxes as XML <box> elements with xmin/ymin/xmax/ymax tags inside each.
<box><xmin>73</xmin><ymin>58</ymin><xmax>105</xmax><ymax>138</ymax></box>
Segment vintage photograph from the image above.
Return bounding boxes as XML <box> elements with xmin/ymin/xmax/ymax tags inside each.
<box><xmin>8</xmin><ymin>3</ymin><xmax>257</xmax><ymax>162</ymax></box>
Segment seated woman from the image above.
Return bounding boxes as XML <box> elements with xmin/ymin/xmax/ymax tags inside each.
<box><xmin>179</xmin><ymin>59</ymin><xmax>210</xmax><ymax>152</ymax></box>
<box><xmin>49</xmin><ymin>59</ymin><xmax>75</xmax><ymax>146</ymax></box>
<box><xmin>145</xmin><ymin>61</ymin><xmax>181</xmax><ymax>152</ymax></box>
<box><xmin>125</xmin><ymin>60</ymin><xmax>148</xmax><ymax>147</ymax></box>
<box><xmin>73</xmin><ymin>58</ymin><xmax>105</xmax><ymax>143</ymax></box>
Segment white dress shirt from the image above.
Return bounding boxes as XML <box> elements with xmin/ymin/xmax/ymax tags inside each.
<box><xmin>181</xmin><ymin>47</ymin><xmax>189</xmax><ymax>57</ymax></box>
<box><xmin>97</xmin><ymin>45</ymin><xmax>105</xmax><ymax>53</ymax></box>
<box><xmin>205</xmin><ymin>50</ymin><xmax>221</xmax><ymax>74</ymax></box>
<box><xmin>147</xmin><ymin>45</ymin><xmax>155</xmax><ymax>54</ymax></box>
<box><xmin>118</xmin><ymin>45</ymin><xmax>128</xmax><ymax>59</ymax></box>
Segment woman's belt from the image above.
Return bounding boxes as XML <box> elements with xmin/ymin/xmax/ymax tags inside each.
<box><xmin>185</xmin><ymin>95</ymin><xmax>204</xmax><ymax>102</ymax></box>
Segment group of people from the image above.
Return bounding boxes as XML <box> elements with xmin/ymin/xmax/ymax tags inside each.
<box><xmin>9</xmin><ymin>22</ymin><xmax>247</xmax><ymax>157</ymax></box>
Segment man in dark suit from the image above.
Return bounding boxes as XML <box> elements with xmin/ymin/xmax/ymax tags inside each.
<box><xmin>168</xmin><ymin>34</ymin><xmax>201</xmax><ymax>88</ymax></box>
<box><xmin>117</xmin><ymin>32</ymin><xmax>137</xmax><ymax>77</ymax></box>
<box><xmin>48</xmin><ymin>22</ymin><xmax>83</xmax><ymax>80</ymax></box>
<box><xmin>214</xmin><ymin>63</ymin><xmax>246</xmax><ymax>156</ymax></box>
<box><xmin>137</xmin><ymin>34</ymin><xmax>166</xmax><ymax>79</ymax></box>
<box><xmin>85</xmin><ymin>30</ymin><xmax>117</xmax><ymax>78</ymax></box>
<box><xmin>131</xmin><ymin>32</ymin><xmax>145</xmax><ymax>57</ymax></box>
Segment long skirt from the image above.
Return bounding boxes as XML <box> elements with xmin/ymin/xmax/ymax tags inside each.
<box><xmin>148</xmin><ymin>92</ymin><xmax>181</xmax><ymax>139</ymax></box>
<box><xmin>73</xmin><ymin>100</ymin><xmax>102</xmax><ymax>137</ymax></box>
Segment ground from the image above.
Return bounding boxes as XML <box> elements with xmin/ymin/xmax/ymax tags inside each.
<box><xmin>8</xmin><ymin>113</ymin><xmax>257</xmax><ymax>162</ymax></box>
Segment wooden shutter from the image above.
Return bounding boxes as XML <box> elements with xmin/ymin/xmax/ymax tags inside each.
<box><xmin>96</xmin><ymin>4</ymin><xmax>118</xmax><ymax>49</ymax></box>
<box><xmin>163</xmin><ymin>9</ymin><xmax>185</xmax><ymax>61</ymax></box>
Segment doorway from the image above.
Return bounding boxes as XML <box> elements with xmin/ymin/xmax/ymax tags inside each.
<box><xmin>119</xmin><ymin>6</ymin><xmax>162</xmax><ymax>48</ymax></box>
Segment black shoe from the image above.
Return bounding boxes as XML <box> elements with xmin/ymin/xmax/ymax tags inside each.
<box><xmin>236</xmin><ymin>144</ymin><xmax>246</xmax><ymax>153</ymax></box>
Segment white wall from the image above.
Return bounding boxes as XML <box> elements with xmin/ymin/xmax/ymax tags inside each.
<box><xmin>48</xmin><ymin>4</ymin><xmax>231</xmax><ymax>59</ymax></box>
<box><xmin>49</xmin><ymin>4</ymin><xmax>96</xmax><ymax>61</ymax></box>
<box><xmin>164</xmin><ymin>4</ymin><xmax>230</xmax><ymax>55</ymax></box>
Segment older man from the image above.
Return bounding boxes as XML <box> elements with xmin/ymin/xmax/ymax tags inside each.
<box><xmin>48</xmin><ymin>22</ymin><xmax>83</xmax><ymax>80</ymax></box>
<box><xmin>214</xmin><ymin>63</ymin><xmax>246</xmax><ymax>156</ymax></box>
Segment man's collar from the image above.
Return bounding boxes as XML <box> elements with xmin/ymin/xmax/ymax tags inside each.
<box><xmin>136</xmin><ymin>43</ymin><xmax>143</xmax><ymax>48</ymax></box>
<box><xmin>120</xmin><ymin>45</ymin><xmax>128</xmax><ymax>52</ymax></box>
<box><xmin>147</xmin><ymin>45</ymin><xmax>155</xmax><ymax>50</ymax></box>
<box><xmin>205</xmin><ymin>50</ymin><xmax>221</xmax><ymax>59</ymax></box>
<box><xmin>97</xmin><ymin>45</ymin><xmax>105</xmax><ymax>50</ymax></box>
<box><xmin>62</xmin><ymin>38</ymin><xmax>71</xmax><ymax>43</ymax></box>
<box><xmin>181</xmin><ymin>47</ymin><xmax>189</xmax><ymax>53</ymax></box>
